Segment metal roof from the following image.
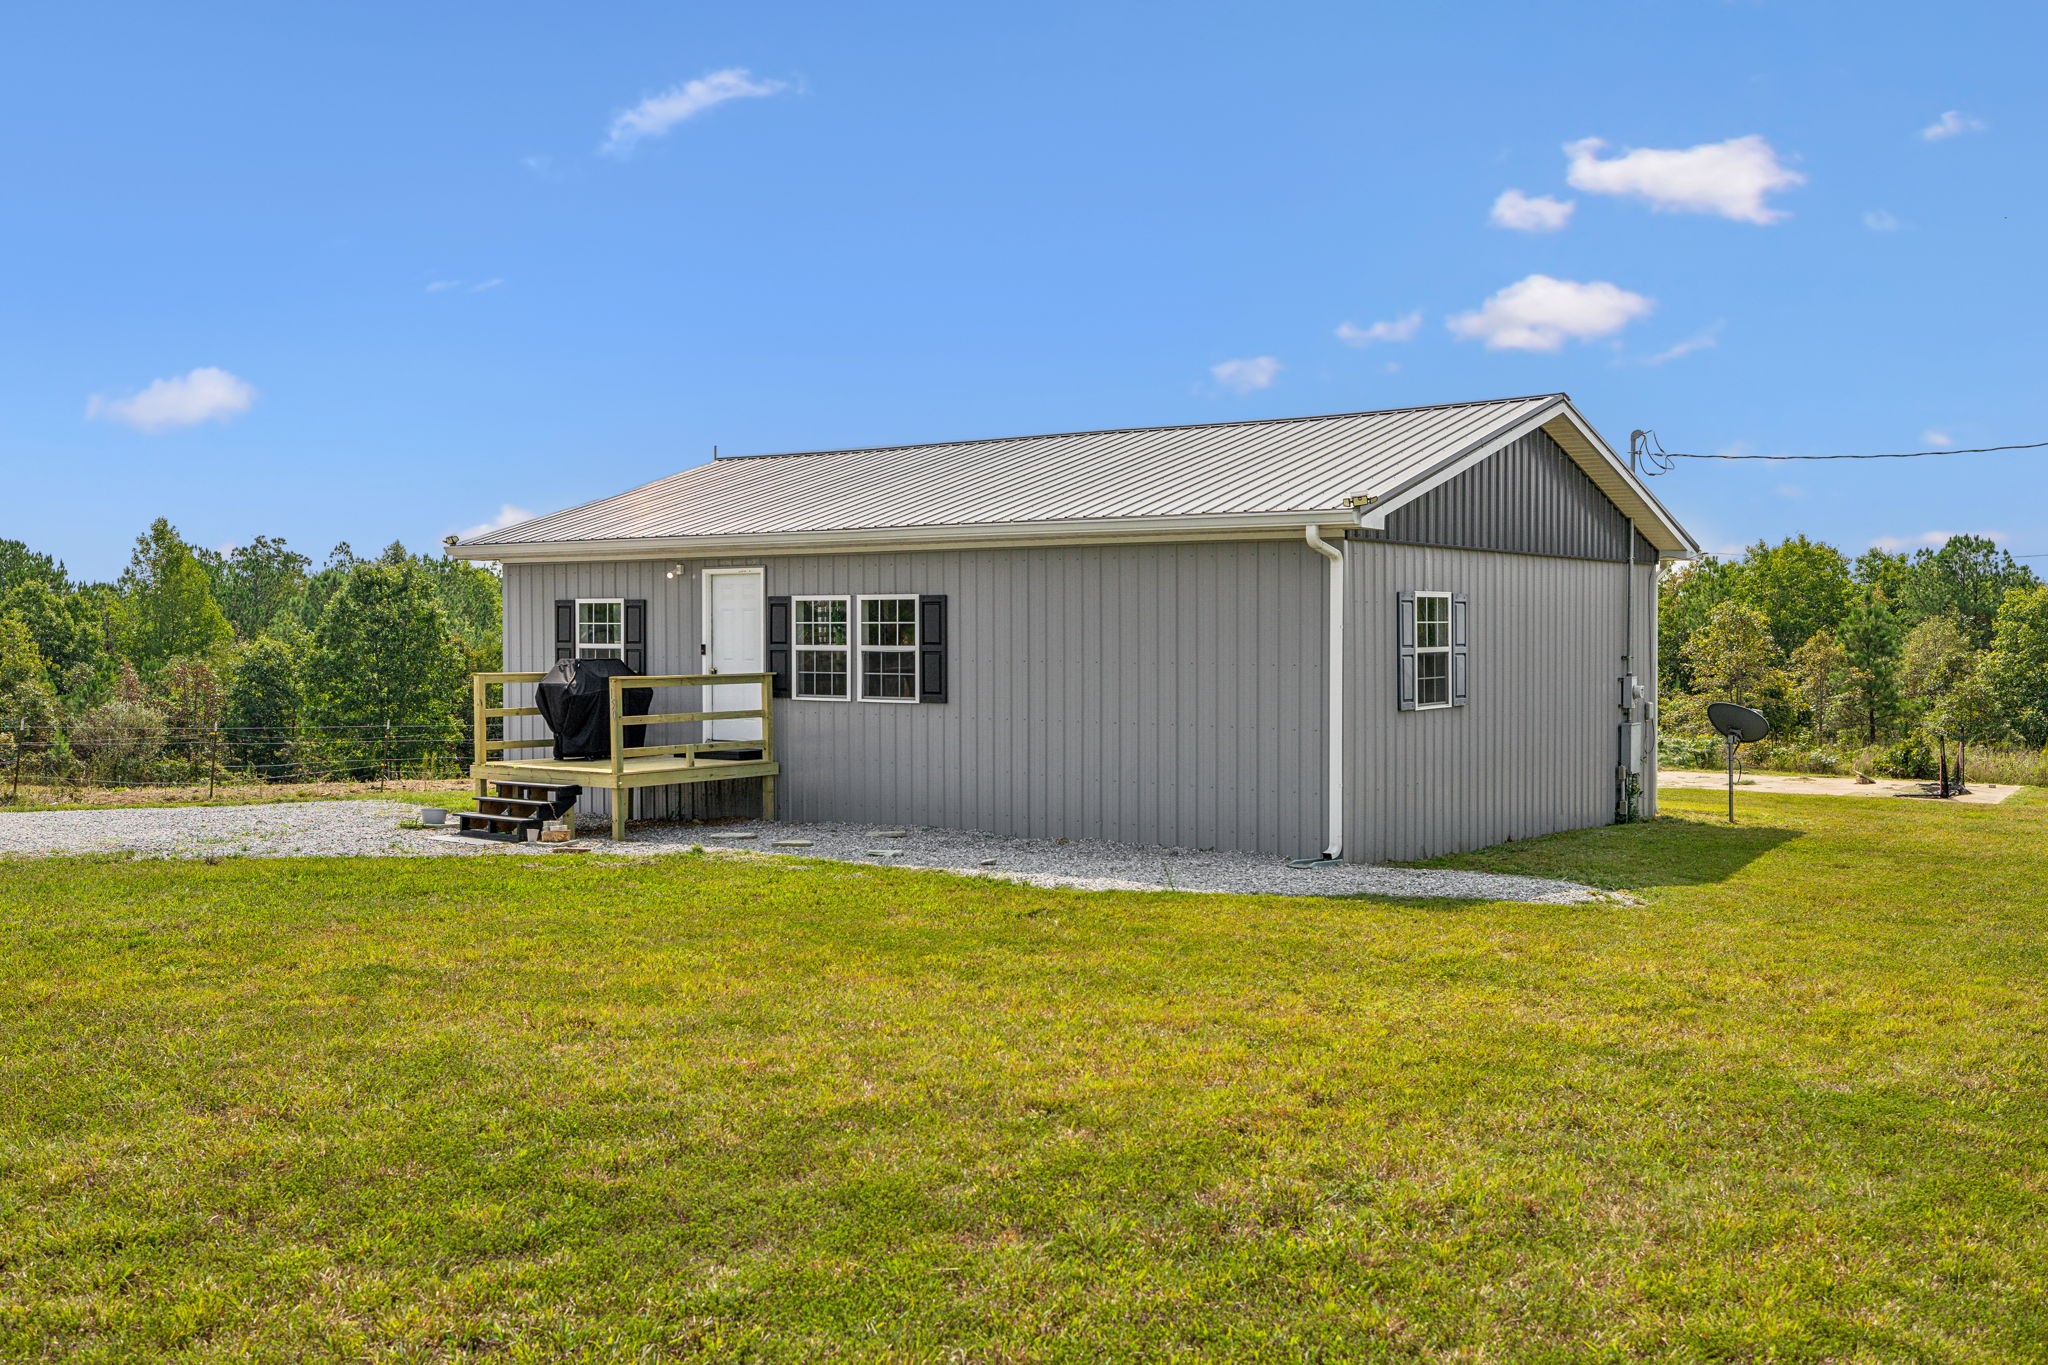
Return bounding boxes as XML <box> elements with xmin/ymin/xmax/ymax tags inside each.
<box><xmin>458</xmin><ymin>393</ymin><xmax>1696</xmax><ymax>558</ymax></box>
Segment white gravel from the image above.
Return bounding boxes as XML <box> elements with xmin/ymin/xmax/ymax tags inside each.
<box><xmin>622</xmin><ymin>819</ymin><xmax>1605</xmax><ymax>902</ymax></box>
<box><xmin>0</xmin><ymin>801</ymin><xmax>1604</xmax><ymax>902</ymax></box>
<box><xmin>0</xmin><ymin>801</ymin><xmax>495</xmax><ymax>860</ymax></box>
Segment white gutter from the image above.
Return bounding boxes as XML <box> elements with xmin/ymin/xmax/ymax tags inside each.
<box><xmin>450</xmin><ymin>510</ymin><xmax>1337</xmax><ymax>563</ymax></box>
<box><xmin>1304</xmin><ymin>525</ymin><xmax>1345</xmax><ymax>860</ymax></box>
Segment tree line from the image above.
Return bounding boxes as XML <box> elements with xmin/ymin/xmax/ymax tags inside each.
<box><xmin>0</xmin><ymin>521</ymin><xmax>499</xmax><ymax>786</ymax></box>
<box><xmin>1659</xmin><ymin>532</ymin><xmax>2048</xmax><ymax>783</ymax></box>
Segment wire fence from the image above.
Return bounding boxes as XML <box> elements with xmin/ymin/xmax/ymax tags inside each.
<box><xmin>0</xmin><ymin>715</ymin><xmax>477</xmax><ymax>804</ymax></box>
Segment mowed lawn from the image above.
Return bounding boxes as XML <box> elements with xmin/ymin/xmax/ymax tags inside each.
<box><xmin>3</xmin><ymin>791</ymin><xmax>2046</xmax><ymax>1362</ymax></box>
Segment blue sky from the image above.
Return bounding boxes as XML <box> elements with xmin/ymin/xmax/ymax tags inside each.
<box><xmin>3</xmin><ymin>1</ymin><xmax>2041</xmax><ymax>580</ymax></box>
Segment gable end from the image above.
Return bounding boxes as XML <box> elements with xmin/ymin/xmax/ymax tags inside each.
<box><xmin>1348</xmin><ymin>428</ymin><xmax>1655</xmax><ymax>563</ymax></box>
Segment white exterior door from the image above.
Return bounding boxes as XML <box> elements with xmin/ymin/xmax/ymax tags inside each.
<box><xmin>701</xmin><ymin>568</ymin><xmax>765</xmax><ymax>742</ymax></box>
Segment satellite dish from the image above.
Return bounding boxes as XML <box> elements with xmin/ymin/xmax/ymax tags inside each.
<box><xmin>1705</xmin><ymin>701</ymin><xmax>1771</xmax><ymax>824</ymax></box>
<box><xmin>1707</xmin><ymin>701</ymin><xmax>1771</xmax><ymax>745</ymax></box>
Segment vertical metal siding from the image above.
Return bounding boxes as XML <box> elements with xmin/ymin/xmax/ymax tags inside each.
<box><xmin>504</xmin><ymin>538</ymin><xmax>1660</xmax><ymax>860</ymax></box>
<box><xmin>1342</xmin><ymin>541</ymin><xmax>1640</xmax><ymax>862</ymax></box>
<box><xmin>504</xmin><ymin>542</ymin><xmax>1329</xmax><ymax>857</ymax></box>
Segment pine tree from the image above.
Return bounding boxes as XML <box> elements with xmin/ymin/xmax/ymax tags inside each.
<box><xmin>1836</xmin><ymin>589</ymin><xmax>1902</xmax><ymax>744</ymax></box>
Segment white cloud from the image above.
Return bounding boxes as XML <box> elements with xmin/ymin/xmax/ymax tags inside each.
<box><xmin>460</xmin><ymin>505</ymin><xmax>537</xmax><ymax>540</ymax></box>
<box><xmin>425</xmin><ymin>279</ymin><xmax>461</xmax><ymax>293</ymax></box>
<box><xmin>1209</xmin><ymin>356</ymin><xmax>1281</xmax><ymax>393</ymax></box>
<box><xmin>1922</xmin><ymin>430</ymin><xmax>1952</xmax><ymax>447</ymax></box>
<box><xmin>601</xmin><ymin>68</ymin><xmax>787</xmax><ymax>156</ymax></box>
<box><xmin>470</xmin><ymin>278</ymin><xmax>504</xmax><ymax>293</ymax></box>
<box><xmin>1446</xmin><ymin>274</ymin><xmax>1653</xmax><ymax>352</ymax></box>
<box><xmin>1334</xmin><ymin>312</ymin><xmax>1422</xmax><ymax>347</ymax></box>
<box><xmin>1921</xmin><ymin>110</ymin><xmax>1986</xmax><ymax>142</ymax></box>
<box><xmin>1871</xmin><ymin>529</ymin><xmax>2006</xmax><ymax>552</ymax></box>
<box><xmin>1564</xmin><ymin>134</ymin><xmax>1805</xmax><ymax>224</ymax></box>
<box><xmin>1489</xmin><ymin>188</ymin><xmax>1575</xmax><ymax>232</ymax></box>
<box><xmin>1644</xmin><ymin>323</ymin><xmax>1721</xmax><ymax>366</ymax></box>
<box><xmin>86</xmin><ymin>367</ymin><xmax>257</xmax><ymax>433</ymax></box>
<box><xmin>1863</xmin><ymin>209</ymin><xmax>1901</xmax><ymax>231</ymax></box>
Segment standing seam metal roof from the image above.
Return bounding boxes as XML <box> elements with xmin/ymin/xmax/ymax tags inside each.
<box><xmin>464</xmin><ymin>394</ymin><xmax>1591</xmax><ymax>547</ymax></box>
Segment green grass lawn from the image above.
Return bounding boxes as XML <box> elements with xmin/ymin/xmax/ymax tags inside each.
<box><xmin>3</xmin><ymin>789</ymin><xmax>2046</xmax><ymax>1362</ymax></box>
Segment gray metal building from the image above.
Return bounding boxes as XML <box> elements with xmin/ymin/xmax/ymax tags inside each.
<box><xmin>453</xmin><ymin>393</ymin><xmax>1695</xmax><ymax>862</ymax></box>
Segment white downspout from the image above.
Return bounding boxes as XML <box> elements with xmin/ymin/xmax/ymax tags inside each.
<box><xmin>1304</xmin><ymin>525</ymin><xmax>1345</xmax><ymax>860</ymax></box>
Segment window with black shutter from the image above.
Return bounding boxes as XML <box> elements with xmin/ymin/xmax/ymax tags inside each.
<box><xmin>1398</xmin><ymin>589</ymin><xmax>1466</xmax><ymax>711</ymax></box>
<box><xmin>770</xmin><ymin>590</ymin><xmax>951</xmax><ymax>703</ymax></box>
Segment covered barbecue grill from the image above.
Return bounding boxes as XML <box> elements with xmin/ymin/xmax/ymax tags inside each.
<box><xmin>533</xmin><ymin>657</ymin><xmax>651</xmax><ymax>760</ymax></box>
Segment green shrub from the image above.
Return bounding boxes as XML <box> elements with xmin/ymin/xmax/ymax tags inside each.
<box><xmin>1867</xmin><ymin>738</ymin><xmax>1934</xmax><ymax>780</ymax></box>
<box><xmin>1657</xmin><ymin>732</ymin><xmax>1719</xmax><ymax>770</ymax></box>
<box><xmin>68</xmin><ymin>700</ymin><xmax>168</xmax><ymax>782</ymax></box>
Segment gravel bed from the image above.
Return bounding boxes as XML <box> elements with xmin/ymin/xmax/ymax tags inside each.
<box><xmin>0</xmin><ymin>803</ymin><xmax>1604</xmax><ymax>902</ymax></box>
<box><xmin>627</xmin><ymin>820</ymin><xmax>1605</xmax><ymax>902</ymax></box>
<box><xmin>0</xmin><ymin>801</ymin><xmax>493</xmax><ymax>860</ymax></box>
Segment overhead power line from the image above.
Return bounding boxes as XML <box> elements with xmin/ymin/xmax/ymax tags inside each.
<box><xmin>1629</xmin><ymin>429</ymin><xmax>2048</xmax><ymax>472</ymax></box>
<box><xmin>1672</xmin><ymin>439</ymin><xmax>2048</xmax><ymax>461</ymax></box>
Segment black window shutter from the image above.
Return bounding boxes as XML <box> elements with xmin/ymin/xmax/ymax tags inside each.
<box><xmin>554</xmin><ymin>600</ymin><xmax>575</xmax><ymax>662</ymax></box>
<box><xmin>1396</xmin><ymin>589</ymin><xmax>1417</xmax><ymax>712</ymax></box>
<box><xmin>1450</xmin><ymin>592</ymin><xmax>1470</xmax><ymax>707</ymax></box>
<box><xmin>623</xmin><ymin>599</ymin><xmax>647</xmax><ymax>674</ymax></box>
<box><xmin>765</xmin><ymin>595</ymin><xmax>792</xmax><ymax>697</ymax></box>
<box><xmin>918</xmin><ymin>594</ymin><xmax>948</xmax><ymax>703</ymax></box>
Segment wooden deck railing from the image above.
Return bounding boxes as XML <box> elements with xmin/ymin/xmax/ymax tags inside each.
<box><xmin>467</xmin><ymin>670</ymin><xmax>777</xmax><ymax>772</ymax></box>
<box><xmin>605</xmin><ymin>671</ymin><xmax>777</xmax><ymax>773</ymax></box>
<box><xmin>470</xmin><ymin>671</ymin><xmax>550</xmax><ymax>769</ymax></box>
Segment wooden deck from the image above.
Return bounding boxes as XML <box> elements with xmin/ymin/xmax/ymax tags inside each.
<box><xmin>468</xmin><ymin>671</ymin><xmax>779</xmax><ymax>840</ymax></box>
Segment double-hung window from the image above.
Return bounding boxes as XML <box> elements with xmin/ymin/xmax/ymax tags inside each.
<box><xmin>575</xmin><ymin>599</ymin><xmax>625</xmax><ymax>660</ymax></box>
<box><xmin>793</xmin><ymin>596</ymin><xmax>851</xmax><ymax>700</ymax></box>
<box><xmin>1414</xmin><ymin>591</ymin><xmax>1452</xmax><ymax>708</ymax></box>
<box><xmin>858</xmin><ymin>595</ymin><xmax>918</xmax><ymax>702</ymax></box>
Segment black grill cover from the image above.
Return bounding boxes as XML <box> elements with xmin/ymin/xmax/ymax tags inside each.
<box><xmin>533</xmin><ymin>657</ymin><xmax>652</xmax><ymax>761</ymax></box>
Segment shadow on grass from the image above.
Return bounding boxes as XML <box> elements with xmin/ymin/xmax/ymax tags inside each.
<box><xmin>1415</xmin><ymin>814</ymin><xmax>1803</xmax><ymax>891</ymax></box>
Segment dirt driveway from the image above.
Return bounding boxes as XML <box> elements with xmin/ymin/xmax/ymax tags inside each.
<box><xmin>1659</xmin><ymin>769</ymin><xmax>2021</xmax><ymax>805</ymax></box>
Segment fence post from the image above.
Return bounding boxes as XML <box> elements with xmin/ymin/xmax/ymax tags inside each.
<box><xmin>381</xmin><ymin>717</ymin><xmax>391</xmax><ymax>790</ymax></box>
<box><xmin>8</xmin><ymin>718</ymin><xmax>20</xmax><ymax>803</ymax></box>
<box><xmin>207</xmin><ymin>729</ymin><xmax>219</xmax><ymax>801</ymax></box>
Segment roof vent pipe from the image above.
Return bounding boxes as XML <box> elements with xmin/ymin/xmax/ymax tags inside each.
<box><xmin>1301</xmin><ymin>525</ymin><xmax>1345</xmax><ymax>862</ymax></box>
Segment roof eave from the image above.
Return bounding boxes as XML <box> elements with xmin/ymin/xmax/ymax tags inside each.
<box><xmin>449</xmin><ymin>509</ymin><xmax>1347</xmax><ymax>563</ymax></box>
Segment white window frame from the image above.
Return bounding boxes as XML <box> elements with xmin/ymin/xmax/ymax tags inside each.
<box><xmin>792</xmin><ymin>595</ymin><xmax>852</xmax><ymax>701</ymax></box>
<box><xmin>856</xmin><ymin>594</ymin><xmax>920</xmax><ymax>704</ymax></box>
<box><xmin>1414</xmin><ymin>590</ymin><xmax>1453</xmax><ymax>710</ymax></box>
<box><xmin>574</xmin><ymin>598</ymin><xmax>625</xmax><ymax>661</ymax></box>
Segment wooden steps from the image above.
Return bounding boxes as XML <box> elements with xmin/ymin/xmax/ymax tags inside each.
<box><xmin>451</xmin><ymin>781</ymin><xmax>582</xmax><ymax>843</ymax></box>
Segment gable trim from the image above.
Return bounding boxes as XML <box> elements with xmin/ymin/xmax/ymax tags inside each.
<box><xmin>1353</xmin><ymin>398</ymin><xmax>1696</xmax><ymax>558</ymax></box>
